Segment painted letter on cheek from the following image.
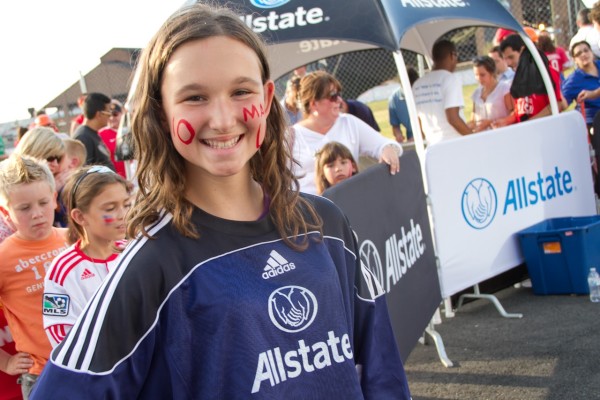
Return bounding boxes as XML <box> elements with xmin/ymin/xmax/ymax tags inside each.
<box><xmin>175</xmin><ymin>118</ymin><xmax>196</xmax><ymax>145</ymax></box>
<box><xmin>242</xmin><ymin>104</ymin><xmax>265</xmax><ymax>122</ymax></box>
<box><xmin>256</xmin><ymin>124</ymin><xmax>262</xmax><ymax>149</ymax></box>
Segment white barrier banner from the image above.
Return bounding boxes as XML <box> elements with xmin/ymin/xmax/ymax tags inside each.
<box><xmin>425</xmin><ymin>112</ymin><xmax>596</xmax><ymax>298</ymax></box>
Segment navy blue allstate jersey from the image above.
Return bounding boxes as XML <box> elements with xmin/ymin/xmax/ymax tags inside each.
<box><xmin>31</xmin><ymin>195</ymin><xmax>411</xmax><ymax>399</ymax></box>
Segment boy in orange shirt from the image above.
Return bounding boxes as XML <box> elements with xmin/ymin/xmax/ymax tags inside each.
<box><xmin>0</xmin><ymin>155</ymin><xmax>68</xmax><ymax>399</ymax></box>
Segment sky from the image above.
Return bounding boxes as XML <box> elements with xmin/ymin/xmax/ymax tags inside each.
<box><xmin>0</xmin><ymin>1</ymin><xmax>184</xmax><ymax>124</ymax></box>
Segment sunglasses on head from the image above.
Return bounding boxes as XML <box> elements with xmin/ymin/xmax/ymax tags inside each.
<box><xmin>46</xmin><ymin>155</ymin><xmax>63</xmax><ymax>163</ymax></box>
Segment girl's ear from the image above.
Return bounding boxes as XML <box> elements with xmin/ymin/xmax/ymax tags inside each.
<box><xmin>70</xmin><ymin>208</ymin><xmax>87</xmax><ymax>227</ymax></box>
<box><xmin>263</xmin><ymin>80</ymin><xmax>275</xmax><ymax>116</ymax></box>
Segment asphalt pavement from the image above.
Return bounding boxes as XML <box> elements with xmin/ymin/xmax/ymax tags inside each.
<box><xmin>403</xmin><ymin>284</ymin><xmax>600</xmax><ymax>400</ymax></box>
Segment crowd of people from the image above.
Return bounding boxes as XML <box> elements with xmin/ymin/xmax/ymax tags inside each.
<box><xmin>409</xmin><ymin>7</ymin><xmax>600</xmax><ymax>196</ymax></box>
<box><xmin>1</xmin><ymin>2</ymin><xmax>599</xmax><ymax>399</ymax></box>
<box><xmin>0</xmin><ymin>3</ymin><xmax>411</xmax><ymax>399</ymax></box>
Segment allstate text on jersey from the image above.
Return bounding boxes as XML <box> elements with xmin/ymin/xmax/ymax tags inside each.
<box><xmin>241</xmin><ymin>7</ymin><xmax>325</xmax><ymax>33</ymax></box>
<box><xmin>503</xmin><ymin>166</ymin><xmax>573</xmax><ymax>214</ymax></box>
<box><xmin>252</xmin><ymin>330</ymin><xmax>352</xmax><ymax>393</ymax></box>
<box><xmin>401</xmin><ymin>0</ymin><xmax>467</xmax><ymax>7</ymax></box>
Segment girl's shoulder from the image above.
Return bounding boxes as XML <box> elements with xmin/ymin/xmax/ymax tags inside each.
<box><xmin>300</xmin><ymin>193</ymin><xmax>348</xmax><ymax>230</ymax></box>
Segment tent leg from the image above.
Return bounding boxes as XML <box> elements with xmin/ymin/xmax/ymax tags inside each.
<box><xmin>456</xmin><ymin>284</ymin><xmax>523</xmax><ymax>319</ymax></box>
<box><xmin>443</xmin><ymin>297</ymin><xmax>455</xmax><ymax>318</ymax></box>
<box><xmin>422</xmin><ymin>320</ymin><xmax>454</xmax><ymax>368</ymax></box>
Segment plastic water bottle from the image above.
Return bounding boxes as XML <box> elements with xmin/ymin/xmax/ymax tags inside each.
<box><xmin>588</xmin><ymin>268</ymin><xmax>600</xmax><ymax>303</ymax></box>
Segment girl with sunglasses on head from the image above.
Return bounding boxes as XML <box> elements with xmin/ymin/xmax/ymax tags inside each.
<box><xmin>30</xmin><ymin>4</ymin><xmax>410</xmax><ymax>399</ymax></box>
<box><xmin>42</xmin><ymin>165</ymin><xmax>132</xmax><ymax>348</ymax></box>
<box><xmin>14</xmin><ymin>127</ymin><xmax>72</xmax><ymax>227</ymax></box>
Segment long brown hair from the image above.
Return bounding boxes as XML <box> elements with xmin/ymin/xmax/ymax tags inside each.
<box><xmin>127</xmin><ymin>3</ymin><xmax>321</xmax><ymax>249</ymax></box>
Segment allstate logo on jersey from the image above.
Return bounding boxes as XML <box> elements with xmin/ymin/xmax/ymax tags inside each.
<box><xmin>461</xmin><ymin>178</ymin><xmax>498</xmax><ymax>229</ymax></box>
<box><xmin>268</xmin><ymin>286</ymin><xmax>318</xmax><ymax>333</ymax></box>
<box><xmin>250</xmin><ymin>0</ymin><xmax>290</xmax><ymax>9</ymax></box>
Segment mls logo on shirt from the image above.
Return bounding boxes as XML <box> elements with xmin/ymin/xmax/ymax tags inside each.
<box><xmin>268</xmin><ymin>286</ymin><xmax>318</xmax><ymax>333</ymax></box>
<box><xmin>42</xmin><ymin>294</ymin><xmax>70</xmax><ymax>316</ymax></box>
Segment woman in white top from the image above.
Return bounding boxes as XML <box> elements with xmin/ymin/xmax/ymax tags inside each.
<box><xmin>291</xmin><ymin>71</ymin><xmax>402</xmax><ymax>194</ymax></box>
<box><xmin>469</xmin><ymin>56</ymin><xmax>515</xmax><ymax>131</ymax></box>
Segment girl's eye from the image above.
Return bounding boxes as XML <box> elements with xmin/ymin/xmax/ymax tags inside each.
<box><xmin>105</xmin><ymin>206</ymin><xmax>116</xmax><ymax>212</ymax></box>
<box><xmin>234</xmin><ymin>89</ymin><xmax>252</xmax><ymax>97</ymax></box>
<box><xmin>185</xmin><ymin>95</ymin><xmax>206</xmax><ymax>102</ymax></box>
<box><xmin>124</xmin><ymin>203</ymin><xmax>132</xmax><ymax>209</ymax></box>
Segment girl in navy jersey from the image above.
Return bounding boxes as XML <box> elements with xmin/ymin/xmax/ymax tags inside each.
<box><xmin>42</xmin><ymin>166</ymin><xmax>132</xmax><ymax>347</ymax></box>
<box><xmin>31</xmin><ymin>4</ymin><xmax>411</xmax><ymax>399</ymax></box>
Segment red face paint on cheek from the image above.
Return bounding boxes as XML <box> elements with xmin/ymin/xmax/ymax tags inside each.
<box><xmin>175</xmin><ymin>118</ymin><xmax>195</xmax><ymax>145</ymax></box>
<box><xmin>103</xmin><ymin>215</ymin><xmax>115</xmax><ymax>224</ymax></box>
<box><xmin>242</xmin><ymin>104</ymin><xmax>265</xmax><ymax>122</ymax></box>
<box><xmin>242</xmin><ymin>104</ymin><xmax>266</xmax><ymax>149</ymax></box>
<box><xmin>256</xmin><ymin>124</ymin><xmax>262</xmax><ymax>149</ymax></box>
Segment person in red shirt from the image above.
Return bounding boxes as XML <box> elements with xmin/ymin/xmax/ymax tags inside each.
<box><xmin>499</xmin><ymin>34</ymin><xmax>566</xmax><ymax>124</ymax></box>
<box><xmin>98</xmin><ymin>100</ymin><xmax>127</xmax><ymax>178</ymax></box>
<box><xmin>537</xmin><ymin>31</ymin><xmax>572</xmax><ymax>80</ymax></box>
<box><xmin>0</xmin><ymin>307</ymin><xmax>24</xmax><ymax>400</ymax></box>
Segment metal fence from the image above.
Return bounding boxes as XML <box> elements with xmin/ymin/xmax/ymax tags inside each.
<box><xmin>274</xmin><ymin>0</ymin><xmax>588</xmax><ymax>104</ymax></box>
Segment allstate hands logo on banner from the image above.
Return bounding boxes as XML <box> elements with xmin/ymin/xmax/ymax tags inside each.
<box><xmin>462</xmin><ymin>178</ymin><xmax>498</xmax><ymax>229</ymax></box>
<box><xmin>250</xmin><ymin>0</ymin><xmax>290</xmax><ymax>8</ymax></box>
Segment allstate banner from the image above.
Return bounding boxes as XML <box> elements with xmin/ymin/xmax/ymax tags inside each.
<box><xmin>324</xmin><ymin>151</ymin><xmax>441</xmax><ymax>361</ymax></box>
<box><xmin>425</xmin><ymin>111</ymin><xmax>596</xmax><ymax>298</ymax></box>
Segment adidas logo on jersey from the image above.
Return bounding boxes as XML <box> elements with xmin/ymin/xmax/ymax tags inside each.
<box><xmin>262</xmin><ymin>250</ymin><xmax>296</xmax><ymax>279</ymax></box>
<box><xmin>81</xmin><ymin>269</ymin><xmax>95</xmax><ymax>280</ymax></box>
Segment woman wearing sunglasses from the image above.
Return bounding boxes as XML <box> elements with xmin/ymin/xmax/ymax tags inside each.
<box><xmin>14</xmin><ymin>127</ymin><xmax>71</xmax><ymax>227</ymax></box>
<box><xmin>291</xmin><ymin>71</ymin><xmax>402</xmax><ymax>194</ymax></box>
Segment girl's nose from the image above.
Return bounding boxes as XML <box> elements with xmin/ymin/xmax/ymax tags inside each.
<box><xmin>208</xmin><ymin>98</ymin><xmax>237</xmax><ymax>133</ymax></box>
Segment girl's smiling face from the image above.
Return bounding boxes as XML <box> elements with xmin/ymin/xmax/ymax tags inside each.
<box><xmin>160</xmin><ymin>36</ymin><xmax>274</xmax><ymax>180</ymax></box>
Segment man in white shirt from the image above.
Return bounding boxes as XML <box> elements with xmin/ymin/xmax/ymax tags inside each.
<box><xmin>570</xmin><ymin>8</ymin><xmax>600</xmax><ymax>58</ymax></box>
<box><xmin>412</xmin><ymin>39</ymin><xmax>472</xmax><ymax>146</ymax></box>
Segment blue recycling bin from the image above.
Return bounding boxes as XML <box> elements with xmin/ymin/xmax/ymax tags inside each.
<box><xmin>517</xmin><ymin>215</ymin><xmax>600</xmax><ymax>295</ymax></box>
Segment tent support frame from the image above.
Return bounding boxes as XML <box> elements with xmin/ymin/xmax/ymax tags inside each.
<box><xmin>456</xmin><ymin>284</ymin><xmax>523</xmax><ymax>318</ymax></box>
<box><xmin>420</xmin><ymin>311</ymin><xmax>455</xmax><ymax>368</ymax></box>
